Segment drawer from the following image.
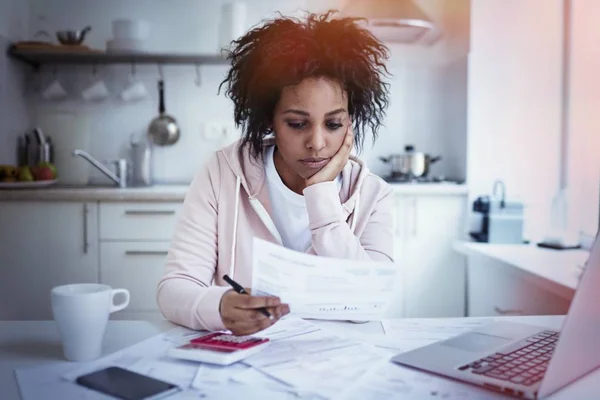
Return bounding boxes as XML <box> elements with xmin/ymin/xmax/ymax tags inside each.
<box><xmin>100</xmin><ymin>202</ymin><xmax>182</xmax><ymax>241</ymax></box>
<box><xmin>100</xmin><ymin>241</ymin><xmax>170</xmax><ymax>312</ymax></box>
<box><xmin>468</xmin><ymin>255</ymin><xmax>570</xmax><ymax>317</ymax></box>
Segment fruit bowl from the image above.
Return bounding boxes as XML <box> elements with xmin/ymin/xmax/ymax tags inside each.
<box><xmin>0</xmin><ymin>179</ymin><xmax>58</xmax><ymax>189</ymax></box>
<box><xmin>0</xmin><ymin>163</ymin><xmax>58</xmax><ymax>188</ymax></box>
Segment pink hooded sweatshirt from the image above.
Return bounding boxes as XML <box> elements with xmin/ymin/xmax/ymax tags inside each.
<box><xmin>156</xmin><ymin>138</ymin><xmax>394</xmax><ymax>331</ymax></box>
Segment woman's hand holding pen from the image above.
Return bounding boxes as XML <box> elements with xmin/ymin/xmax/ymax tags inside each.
<box><xmin>219</xmin><ymin>289</ymin><xmax>290</xmax><ymax>336</ymax></box>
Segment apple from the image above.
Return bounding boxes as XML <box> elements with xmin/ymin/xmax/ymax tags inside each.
<box><xmin>37</xmin><ymin>162</ymin><xmax>57</xmax><ymax>179</ymax></box>
<box><xmin>32</xmin><ymin>166</ymin><xmax>54</xmax><ymax>181</ymax></box>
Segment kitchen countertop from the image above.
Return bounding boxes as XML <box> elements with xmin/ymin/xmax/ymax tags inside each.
<box><xmin>388</xmin><ymin>182</ymin><xmax>468</xmax><ymax>195</ymax></box>
<box><xmin>0</xmin><ymin>184</ymin><xmax>191</xmax><ymax>202</ymax></box>
<box><xmin>0</xmin><ymin>182</ymin><xmax>468</xmax><ymax>202</ymax></box>
<box><xmin>453</xmin><ymin>241</ymin><xmax>590</xmax><ymax>299</ymax></box>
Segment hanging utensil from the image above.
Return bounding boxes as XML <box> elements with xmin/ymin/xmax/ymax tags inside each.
<box><xmin>147</xmin><ymin>79</ymin><xmax>180</xmax><ymax>146</ymax></box>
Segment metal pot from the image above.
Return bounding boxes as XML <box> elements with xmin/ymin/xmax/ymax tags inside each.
<box><xmin>147</xmin><ymin>79</ymin><xmax>180</xmax><ymax>146</ymax></box>
<box><xmin>379</xmin><ymin>145</ymin><xmax>442</xmax><ymax>178</ymax></box>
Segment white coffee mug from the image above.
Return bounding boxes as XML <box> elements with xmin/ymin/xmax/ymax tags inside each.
<box><xmin>81</xmin><ymin>80</ymin><xmax>110</xmax><ymax>101</ymax></box>
<box><xmin>42</xmin><ymin>80</ymin><xmax>68</xmax><ymax>100</ymax></box>
<box><xmin>51</xmin><ymin>283</ymin><xmax>130</xmax><ymax>362</ymax></box>
<box><xmin>120</xmin><ymin>80</ymin><xmax>148</xmax><ymax>102</ymax></box>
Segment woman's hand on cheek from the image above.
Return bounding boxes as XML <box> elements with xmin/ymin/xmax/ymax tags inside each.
<box><xmin>305</xmin><ymin>124</ymin><xmax>353</xmax><ymax>187</ymax></box>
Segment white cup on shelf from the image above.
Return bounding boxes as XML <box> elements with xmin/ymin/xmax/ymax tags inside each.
<box><xmin>41</xmin><ymin>79</ymin><xmax>68</xmax><ymax>100</ymax></box>
<box><xmin>112</xmin><ymin>19</ymin><xmax>150</xmax><ymax>40</ymax></box>
<box><xmin>120</xmin><ymin>81</ymin><xmax>148</xmax><ymax>102</ymax></box>
<box><xmin>81</xmin><ymin>80</ymin><xmax>110</xmax><ymax>101</ymax></box>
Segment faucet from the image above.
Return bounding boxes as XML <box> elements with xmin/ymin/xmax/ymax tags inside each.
<box><xmin>73</xmin><ymin>149</ymin><xmax>128</xmax><ymax>188</ymax></box>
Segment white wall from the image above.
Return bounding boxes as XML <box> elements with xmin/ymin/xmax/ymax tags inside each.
<box><xmin>566</xmin><ymin>0</ymin><xmax>600</xmax><ymax>237</ymax></box>
<box><xmin>0</xmin><ymin>0</ymin><xmax>28</xmax><ymax>39</ymax></box>
<box><xmin>467</xmin><ymin>0</ymin><xmax>564</xmax><ymax>241</ymax></box>
<box><xmin>0</xmin><ymin>0</ymin><xmax>30</xmax><ymax>165</ymax></box>
<box><xmin>24</xmin><ymin>0</ymin><xmax>468</xmax><ymax>184</ymax></box>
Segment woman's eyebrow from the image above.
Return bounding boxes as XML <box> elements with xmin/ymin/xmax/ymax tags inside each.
<box><xmin>325</xmin><ymin>108</ymin><xmax>347</xmax><ymax>116</ymax></box>
<box><xmin>282</xmin><ymin>108</ymin><xmax>347</xmax><ymax>117</ymax></box>
<box><xmin>283</xmin><ymin>109</ymin><xmax>309</xmax><ymax>116</ymax></box>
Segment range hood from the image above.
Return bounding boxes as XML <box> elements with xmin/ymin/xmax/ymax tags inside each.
<box><xmin>342</xmin><ymin>0</ymin><xmax>442</xmax><ymax>45</ymax></box>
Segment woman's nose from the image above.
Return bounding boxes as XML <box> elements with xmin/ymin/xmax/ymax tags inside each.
<box><xmin>306</xmin><ymin>128</ymin><xmax>326</xmax><ymax>151</ymax></box>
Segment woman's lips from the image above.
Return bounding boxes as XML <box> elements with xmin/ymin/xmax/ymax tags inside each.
<box><xmin>299</xmin><ymin>158</ymin><xmax>330</xmax><ymax>169</ymax></box>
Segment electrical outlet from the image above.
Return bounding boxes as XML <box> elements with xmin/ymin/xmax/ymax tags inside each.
<box><xmin>202</xmin><ymin>121</ymin><xmax>240</xmax><ymax>143</ymax></box>
<box><xmin>203</xmin><ymin>122</ymin><xmax>226</xmax><ymax>140</ymax></box>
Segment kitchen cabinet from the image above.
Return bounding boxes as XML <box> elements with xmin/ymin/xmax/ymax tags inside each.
<box><xmin>100</xmin><ymin>241</ymin><xmax>170</xmax><ymax>321</ymax></box>
<box><xmin>386</xmin><ymin>193</ymin><xmax>468</xmax><ymax>318</ymax></box>
<box><xmin>98</xmin><ymin>201</ymin><xmax>182</xmax><ymax>321</ymax></box>
<box><xmin>467</xmin><ymin>254</ymin><xmax>570</xmax><ymax>317</ymax></box>
<box><xmin>0</xmin><ymin>201</ymin><xmax>99</xmax><ymax>320</ymax></box>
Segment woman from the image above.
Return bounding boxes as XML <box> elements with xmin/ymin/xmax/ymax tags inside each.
<box><xmin>157</xmin><ymin>10</ymin><xmax>393</xmax><ymax>335</ymax></box>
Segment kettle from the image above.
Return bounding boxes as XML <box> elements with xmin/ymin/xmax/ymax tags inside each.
<box><xmin>379</xmin><ymin>145</ymin><xmax>442</xmax><ymax>178</ymax></box>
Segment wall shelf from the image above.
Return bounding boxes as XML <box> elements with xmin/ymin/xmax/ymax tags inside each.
<box><xmin>7</xmin><ymin>45</ymin><xmax>229</xmax><ymax>69</ymax></box>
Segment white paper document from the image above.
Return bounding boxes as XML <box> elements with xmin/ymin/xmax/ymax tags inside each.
<box><xmin>257</xmin><ymin>315</ymin><xmax>322</xmax><ymax>340</ymax></box>
<box><xmin>379</xmin><ymin>318</ymin><xmax>496</xmax><ymax>353</ymax></box>
<box><xmin>335</xmin><ymin>360</ymin><xmax>507</xmax><ymax>400</ymax></box>
<box><xmin>245</xmin><ymin>318</ymin><xmax>384</xmax><ymax>399</ymax></box>
<box><xmin>251</xmin><ymin>238</ymin><xmax>397</xmax><ymax>320</ymax></box>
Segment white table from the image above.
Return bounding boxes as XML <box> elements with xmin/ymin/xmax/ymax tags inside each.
<box><xmin>2</xmin><ymin>316</ymin><xmax>599</xmax><ymax>399</ymax></box>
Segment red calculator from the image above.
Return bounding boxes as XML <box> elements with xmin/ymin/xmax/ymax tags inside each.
<box><xmin>168</xmin><ymin>333</ymin><xmax>270</xmax><ymax>365</ymax></box>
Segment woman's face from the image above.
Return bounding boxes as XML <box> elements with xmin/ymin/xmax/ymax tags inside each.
<box><xmin>272</xmin><ymin>76</ymin><xmax>349</xmax><ymax>181</ymax></box>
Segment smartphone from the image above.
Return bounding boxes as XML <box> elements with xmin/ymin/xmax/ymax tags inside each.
<box><xmin>75</xmin><ymin>366</ymin><xmax>179</xmax><ymax>400</ymax></box>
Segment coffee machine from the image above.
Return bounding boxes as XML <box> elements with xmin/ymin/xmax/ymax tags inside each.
<box><xmin>469</xmin><ymin>180</ymin><xmax>525</xmax><ymax>244</ymax></box>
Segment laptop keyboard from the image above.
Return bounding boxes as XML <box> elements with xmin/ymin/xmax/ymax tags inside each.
<box><xmin>458</xmin><ymin>330</ymin><xmax>559</xmax><ymax>387</ymax></box>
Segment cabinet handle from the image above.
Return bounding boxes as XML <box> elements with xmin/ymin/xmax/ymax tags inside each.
<box><xmin>494</xmin><ymin>306</ymin><xmax>523</xmax><ymax>316</ymax></box>
<box><xmin>124</xmin><ymin>210</ymin><xmax>175</xmax><ymax>216</ymax></box>
<box><xmin>125</xmin><ymin>250</ymin><xmax>169</xmax><ymax>256</ymax></box>
<box><xmin>83</xmin><ymin>204</ymin><xmax>89</xmax><ymax>254</ymax></box>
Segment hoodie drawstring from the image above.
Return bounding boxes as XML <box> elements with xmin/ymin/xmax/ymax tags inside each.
<box><xmin>229</xmin><ymin>176</ymin><xmax>241</xmax><ymax>279</ymax></box>
<box><xmin>350</xmin><ymin>192</ymin><xmax>360</xmax><ymax>232</ymax></box>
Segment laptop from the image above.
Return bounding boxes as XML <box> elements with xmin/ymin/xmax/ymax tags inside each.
<box><xmin>391</xmin><ymin>234</ymin><xmax>600</xmax><ymax>399</ymax></box>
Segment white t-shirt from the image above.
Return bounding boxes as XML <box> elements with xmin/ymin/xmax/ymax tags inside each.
<box><xmin>264</xmin><ymin>145</ymin><xmax>341</xmax><ymax>252</ymax></box>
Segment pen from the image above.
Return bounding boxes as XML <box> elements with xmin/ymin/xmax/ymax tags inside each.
<box><xmin>222</xmin><ymin>275</ymin><xmax>273</xmax><ymax>320</ymax></box>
